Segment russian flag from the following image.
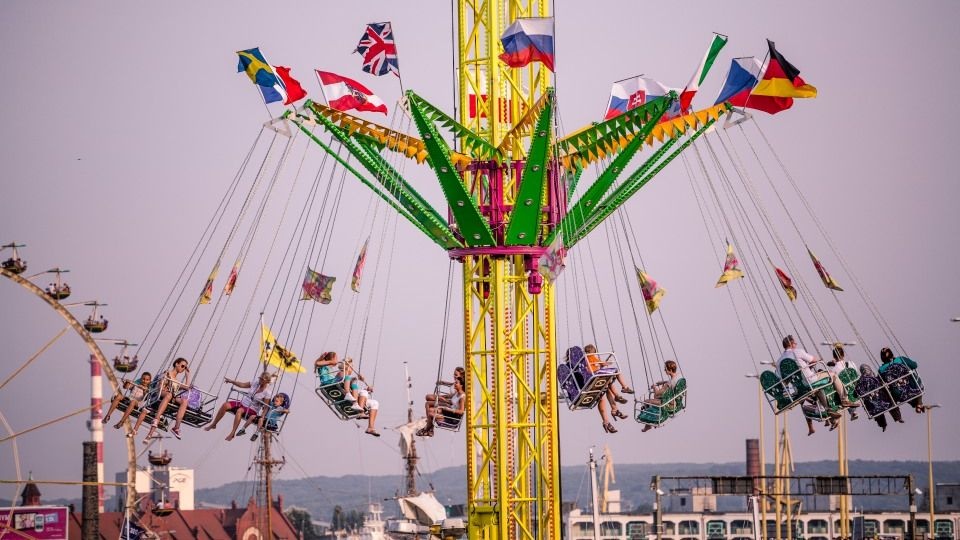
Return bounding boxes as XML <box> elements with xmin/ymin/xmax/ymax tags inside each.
<box><xmin>499</xmin><ymin>17</ymin><xmax>555</xmax><ymax>72</ymax></box>
<box><xmin>604</xmin><ymin>76</ymin><xmax>677</xmax><ymax>121</ymax></box>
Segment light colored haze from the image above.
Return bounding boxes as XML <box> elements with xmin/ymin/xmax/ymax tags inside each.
<box><xmin>1</xmin><ymin>1</ymin><xmax>958</xmax><ymax>505</ymax></box>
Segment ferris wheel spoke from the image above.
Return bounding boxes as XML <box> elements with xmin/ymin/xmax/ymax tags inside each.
<box><xmin>0</xmin><ymin>405</ymin><xmax>95</xmax><ymax>445</ymax></box>
<box><xmin>0</xmin><ymin>326</ymin><xmax>70</xmax><ymax>392</ymax></box>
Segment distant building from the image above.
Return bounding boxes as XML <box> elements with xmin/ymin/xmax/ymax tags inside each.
<box><xmin>938</xmin><ymin>484</ymin><xmax>960</xmax><ymax>512</ymax></box>
<box><xmin>114</xmin><ymin>466</ymin><xmax>195</xmax><ymax>511</ymax></box>
<box><xmin>68</xmin><ymin>496</ymin><xmax>301</xmax><ymax>539</ymax></box>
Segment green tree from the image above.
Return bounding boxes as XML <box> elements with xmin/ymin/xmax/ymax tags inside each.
<box><xmin>285</xmin><ymin>507</ymin><xmax>322</xmax><ymax>540</ymax></box>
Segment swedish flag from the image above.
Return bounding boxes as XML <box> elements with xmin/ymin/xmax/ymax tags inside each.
<box><xmin>237</xmin><ymin>47</ymin><xmax>285</xmax><ymax>104</ymax></box>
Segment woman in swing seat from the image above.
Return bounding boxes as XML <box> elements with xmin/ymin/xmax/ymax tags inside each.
<box><xmin>204</xmin><ymin>371</ymin><xmax>273</xmax><ymax>441</ymax></box>
<box><xmin>419</xmin><ymin>373</ymin><xmax>465</xmax><ymax>437</ymax></box>
<box><xmin>140</xmin><ymin>358</ymin><xmax>192</xmax><ymax>442</ymax></box>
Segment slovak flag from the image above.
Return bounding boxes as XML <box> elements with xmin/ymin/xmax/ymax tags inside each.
<box><xmin>499</xmin><ymin>17</ymin><xmax>555</xmax><ymax>72</ymax></box>
<box><xmin>604</xmin><ymin>76</ymin><xmax>679</xmax><ymax>121</ymax></box>
<box><xmin>315</xmin><ymin>70</ymin><xmax>388</xmax><ymax>115</ymax></box>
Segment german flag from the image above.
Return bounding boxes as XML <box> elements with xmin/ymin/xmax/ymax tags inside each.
<box><xmin>753</xmin><ymin>40</ymin><xmax>818</xmax><ymax>99</ymax></box>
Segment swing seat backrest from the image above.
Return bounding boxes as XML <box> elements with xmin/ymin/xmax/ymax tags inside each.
<box><xmin>556</xmin><ymin>363</ymin><xmax>580</xmax><ymax>403</ymax></box>
<box><xmin>669</xmin><ymin>378</ymin><xmax>687</xmax><ymax>413</ymax></box>
<box><xmin>760</xmin><ymin>370</ymin><xmax>792</xmax><ymax>411</ymax></box>
<box><xmin>314</xmin><ymin>378</ymin><xmax>364</xmax><ymax>421</ymax></box>
<box><xmin>778</xmin><ymin>357</ymin><xmax>806</xmax><ymax>396</ymax></box>
<box><xmin>881</xmin><ymin>362</ymin><xmax>922</xmax><ymax>403</ymax></box>
<box><xmin>854</xmin><ymin>376</ymin><xmax>896</xmax><ymax>419</ymax></box>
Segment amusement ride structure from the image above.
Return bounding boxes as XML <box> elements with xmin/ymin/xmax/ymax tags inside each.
<box><xmin>0</xmin><ymin>3</ymin><xmax>938</xmax><ymax>540</ymax></box>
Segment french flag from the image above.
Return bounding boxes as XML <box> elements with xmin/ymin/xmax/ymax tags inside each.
<box><xmin>604</xmin><ymin>76</ymin><xmax>678</xmax><ymax>121</ymax></box>
<box><xmin>315</xmin><ymin>70</ymin><xmax>388</xmax><ymax>115</ymax></box>
<box><xmin>499</xmin><ymin>17</ymin><xmax>555</xmax><ymax>72</ymax></box>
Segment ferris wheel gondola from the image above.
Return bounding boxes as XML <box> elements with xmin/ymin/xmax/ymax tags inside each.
<box><xmin>34</xmin><ymin>267</ymin><xmax>72</xmax><ymax>300</ymax></box>
<box><xmin>81</xmin><ymin>301</ymin><xmax>109</xmax><ymax>333</ymax></box>
<box><xmin>108</xmin><ymin>339</ymin><xmax>139</xmax><ymax>373</ymax></box>
<box><xmin>1</xmin><ymin>242</ymin><xmax>27</xmax><ymax>274</ymax></box>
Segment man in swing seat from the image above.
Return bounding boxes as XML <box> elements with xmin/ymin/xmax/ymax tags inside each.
<box><xmin>778</xmin><ymin>335</ymin><xmax>857</xmax><ymax>413</ymax></box>
<box><xmin>640</xmin><ymin>360</ymin><xmax>681</xmax><ymax>433</ymax></box>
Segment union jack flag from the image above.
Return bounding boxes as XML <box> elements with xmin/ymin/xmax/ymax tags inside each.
<box><xmin>355</xmin><ymin>22</ymin><xmax>400</xmax><ymax>77</ymax></box>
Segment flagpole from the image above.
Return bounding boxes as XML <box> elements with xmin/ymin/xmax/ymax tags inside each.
<box><xmin>315</xmin><ymin>71</ymin><xmax>330</xmax><ymax>106</ymax></box>
<box><xmin>741</xmin><ymin>47</ymin><xmax>771</xmax><ymax>113</ymax></box>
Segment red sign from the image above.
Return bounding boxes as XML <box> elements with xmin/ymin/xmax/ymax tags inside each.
<box><xmin>0</xmin><ymin>506</ymin><xmax>69</xmax><ymax>539</ymax></box>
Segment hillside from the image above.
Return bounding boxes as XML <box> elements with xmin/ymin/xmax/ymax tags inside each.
<box><xmin>193</xmin><ymin>460</ymin><xmax>960</xmax><ymax>524</ymax></box>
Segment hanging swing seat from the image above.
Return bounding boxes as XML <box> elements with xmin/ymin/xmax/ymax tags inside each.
<box><xmin>853</xmin><ymin>374</ymin><xmax>900</xmax><ymax>420</ymax></box>
<box><xmin>434</xmin><ymin>408</ymin><xmax>464</xmax><ymax>431</ymax></box>
<box><xmin>2</xmin><ymin>257</ymin><xmax>26</xmax><ymax>274</ymax></box>
<box><xmin>117</xmin><ymin>383</ymin><xmax>216</xmax><ymax>429</ymax></box>
<box><xmin>557</xmin><ymin>346</ymin><xmax>620</xmax><ymax>410</ymax></box>
<box><xmin>879</xmin><ymin>360</ymin><xmax>924</xmax><ymax>407</ymax></box>
<box><xmin>798</xmin><ymin>367</ymin><xmax>860</xmax><ymax>422</ymax></box>
<box><xmin>314</xmin><ymin>376</ymin><xmax>365</xmax><ymax>421</ymax></box>
<box><xmin>635</xmin><ymin>378</ymin><xmax>687</xmax><ymax>426</ymax></box>
<box><xmin>760</xmin><ymin>357</ymin><xmax>833</xmax><ymax>413</ymax></box>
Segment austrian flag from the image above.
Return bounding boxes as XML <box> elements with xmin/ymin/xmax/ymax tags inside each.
<box><xmin>315</xmin><ymin>70</ymin><xmax>388</xmax><ymax>115</ymax></box>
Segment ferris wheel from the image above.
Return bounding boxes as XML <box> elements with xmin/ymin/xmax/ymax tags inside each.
<box><xmin>0</xmin><ymin>243</ymin><xmax>137</xmax><ymax>520</ymax></box>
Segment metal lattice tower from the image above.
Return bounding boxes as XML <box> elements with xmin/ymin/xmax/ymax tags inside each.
<box><xmin>288</xmin><ymin>2</ymin><xmax>725</xmax><ymax>536</ymax></box>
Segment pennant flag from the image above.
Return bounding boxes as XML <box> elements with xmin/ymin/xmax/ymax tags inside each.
<box><xmin>604</xmin><ymin>75</ymin><xmax>678</xmax><ymax>121</ymax></box>
<box><xmin>538</xmin><ymin>234</ymin><xmax>566</xmax><ymax>284</ymax></box>
<box><xmin>199</xmin><ymin>262</ymin><xmax>219</xmax><ymax>304</ymax></box>
<box><xmin>636</xmin><ymin>267</ymin><xmax>666</xmax><ymax>314</ymax></box>
<box><xmin>807</xmin><ymin>247</ymin><xmax>843</xmax><ymax>291</ymax></box>
<box><xmin>355</xmin><ymin>22</ymin><xmax>400</xmax><ymax>77</ymax></box>
<box><xmin>261</xmin><ymin>322</ymin><xmax>305</xmax><ymax>373</ymax></box>
<box><xmin>499</xmin><ymin>17</ymin><xmax>555</xmax><ymax>71</ymax></box>
<box><xmin>316</xmin><ymin>70</ymin><xmax>388</xmax><ymax>115</ymax></box>
<box><xmin>236</xmin><ymin>47</ymin><xmax>287</xmax><ymax>104</ymax></box>
<box><xmin>223</xmin><ymin>263</ymin><xmax>239</xmax><ymax>296</ymax></box>
<box><xmin>774</xmin><ymin>265</ymin><xmax>798</xmax><ymax>301</ymax></box>
<box><xmin>679</xmin><ymin>33</ymin><xmax>728</xmax><ymax>113</ymax></box>
<box><xmin>273</xmin><ymin>65</ymin><xmax>308</xmax><ymax>105</ymax></box>
<box><xmin>302</xmin><ymin>266</ymin><xmax>336</xmax><ymax>304</ymax></box>
<box><xmin>351</xmin><ymin>237</ymin><xmax>370</xmax><ymax>293</ymax></box>
<box><xmin>752</xmin><ymin>40</ymin><xmax>818</xmax><ymax>99</ymax></box>
<box><xmin>715</xmin><ymin>242</ymin><xmax>745</xmax><ymax>287</ymax></box>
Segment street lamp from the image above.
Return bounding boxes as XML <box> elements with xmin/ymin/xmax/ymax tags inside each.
<box><xmin>925</xmin><ymin>404</ymin><xmax>941</xmax><ymax>538</ymax></box>
<box><xmin>746</xmin><ymin>373</ymin><xmax>767</xmax><ymax>540</ymax></box>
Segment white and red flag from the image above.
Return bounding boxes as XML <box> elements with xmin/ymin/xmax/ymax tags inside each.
<box><xmin>315</xmin><ymin>70</ymin><xmax>388</xmax><ymax>115</ymax></box>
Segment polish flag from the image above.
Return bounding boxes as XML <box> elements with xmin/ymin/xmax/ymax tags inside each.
<box><xmin>315</xmin><ymin>70</ymin><xmax>388</xmax><ymax>115</ymax></box>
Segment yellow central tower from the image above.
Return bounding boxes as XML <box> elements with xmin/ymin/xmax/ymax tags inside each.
<box><xmin>456</xmin><ymin>2</ymin><xmax>558</xmax><ymax>538</ymax></box>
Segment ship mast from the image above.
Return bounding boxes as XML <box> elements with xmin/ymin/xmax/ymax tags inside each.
<box><xmin>404</xmin><ymin>361</ymin><xmax>419</xmax><ymax>496</ymax></box>
<box><xmin>255</xmin><ymin>432</ymin><xmax>286</xmax><ymax>538</ymax></box>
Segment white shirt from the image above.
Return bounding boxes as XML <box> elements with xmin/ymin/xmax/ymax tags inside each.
<box><xmin>778</xmin><ymin>347</ymin><xmax>818</xmax><ymax>383</ymax></box>
<box><xmin>241</xmin><ymin>380</ymin><xmax>270</xmax><ymax>409</ymax></box>
<box><xmin>830</xmin><ymin>359</ymin><xmax>856</xmax><ymax>375</ymax></box>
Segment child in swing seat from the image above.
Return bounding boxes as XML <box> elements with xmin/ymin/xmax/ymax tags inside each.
<box><xmin>238</xmin><ymin>392</ymin><xmax>290</xmax><ymax>441</ymax></box>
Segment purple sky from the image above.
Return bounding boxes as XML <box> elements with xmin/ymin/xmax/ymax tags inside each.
<box><xmin>1</xmin><ymin>1</ymin><xmax>958</xmax><ymax>504</ymax></box>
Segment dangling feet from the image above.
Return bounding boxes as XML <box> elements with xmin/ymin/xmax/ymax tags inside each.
<box><xmin>416</xmin><ymin>425</ymin><xmax>434</xmax><ymax>438</ymax></box>
<box><xmin>614</xmin><ymin>394</ymin><xmax>628</xmax><ymax>405</ymax></box>
<box><xmin>621</xmin><ymin>386</ymin><xmax>635</xmax><ymax>394</ymax></box>
<box><xmin>365</xmin><ymin>429</ymin><xmax>381</xmax><ymax>437</ymax></box>
<box><xmin>602</xmin><ymin>422</ymin><xmax>617</xmax><ymax>434</ymax></box>
<box><xmin>641</xmin><ymin>424</ymin><xmax>652</xmax><ymax>433</ymax></box>
<box><xmin>612</xmin><ymin>409</ymin><xmax>627</xmax><ymax>421</ymax></box>
<box><xmin>113</xmin><ymin>422</ymin><xmax>124</xmax><ymax>430</ymax></box>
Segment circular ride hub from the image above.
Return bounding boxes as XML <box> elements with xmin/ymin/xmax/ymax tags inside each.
<box><xmin>288</xmin><ymin>3</ymin><xmax>724</xmax><ymax>538</ymax></box>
